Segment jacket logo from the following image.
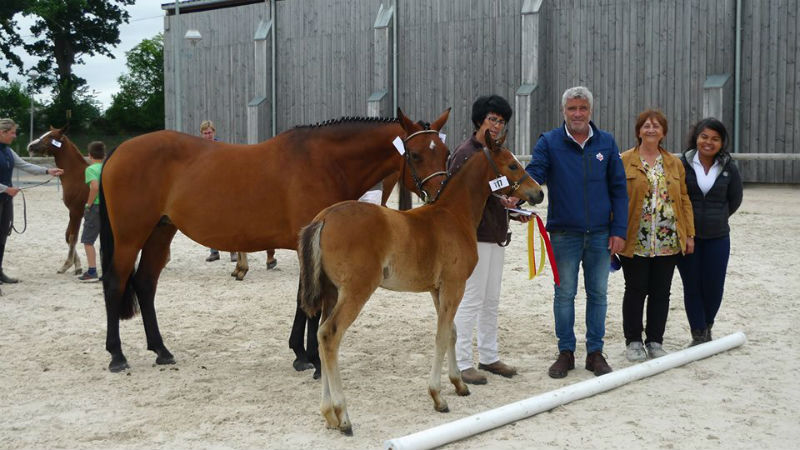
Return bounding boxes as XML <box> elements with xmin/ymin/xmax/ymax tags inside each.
<box><xmin>596</xmin><ymin>152</ymin><xmax>604</xmax><ymax>161</ymax></box>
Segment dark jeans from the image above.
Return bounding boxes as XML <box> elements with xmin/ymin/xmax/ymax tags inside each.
<box><xmin>619</xmin><ymin>254</ymin><xmax>680</xmax><ymax>344</ymax></box>
<box><xmin>0</xmin><ymin>194</ymin><xmax>12</xmax><ymax>269</ymax></box>
<box><xmin>677</xmin><ymin>236</ymin><xmax>730</xmax><ymax>331</ymax></box>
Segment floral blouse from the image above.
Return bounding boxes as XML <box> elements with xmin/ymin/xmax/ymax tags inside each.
<box><xmin>634</xmin><ymin>155</ymin><xmax>681</xmax><ymax>257</ymax></box>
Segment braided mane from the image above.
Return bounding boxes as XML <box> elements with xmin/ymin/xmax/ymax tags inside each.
<box><xmin>294</xmin><ymin>116</ymin><xmax>399</xmax><ymax>129</ymax></box>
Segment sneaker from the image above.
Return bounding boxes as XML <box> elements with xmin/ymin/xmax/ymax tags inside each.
<box><xmin>206</xmin><ymin>252</ymin><xmax>220</xmax><ymax>262</ymax></box>
<box><xmin>645</xmin><ymin>342</ymin><xmax>668</xmax><ymax>358</ymax></box>
<box><xmin>78</xmin><ymin>272</ymin><xmax>99</xmax><ymax>282</ymax></box>
<box><xmin>625</xmin><ymin>341</ymin><xmax>647</xmax><ymax>362</ymax></box>
<box><xmin>460</xmin><ymin>367</ymin><xmax>488</xmax><ymax>385</ymax></box>
<box><xmin>585</xmin><ymin>351</ymin><xmax>613</xmax><ymax>376</ymax></box>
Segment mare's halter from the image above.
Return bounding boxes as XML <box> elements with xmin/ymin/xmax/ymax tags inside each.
<box><xmin>402</xmin><ymin>129</ymin><xmax>447</xmax><ymax>204</ymax></box>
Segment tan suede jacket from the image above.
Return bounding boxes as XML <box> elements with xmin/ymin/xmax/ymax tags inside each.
<box><xmin>620</xmin><ymin>146</ymin><xmax>695</xmax><ymax>257</ymax></box>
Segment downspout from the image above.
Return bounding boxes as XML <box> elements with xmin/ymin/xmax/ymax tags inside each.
<box><xmin>733</xmin><ymin>0</ymin><xmax>741</xmax><ymax>153</ymax></box>
<box><xmin>271</xmin><ymin>0</ymin><xmax>277</xmax><ymax>137</ymax></box>
<box><xmin>392</xmin><ymin>0</ymin><xmax>397</xmax><ymax>114</ymax></box>
<box><xmin>174</xmin><ymin>1</ymin><xmax>182</xmax><ymax>132</ymax></box>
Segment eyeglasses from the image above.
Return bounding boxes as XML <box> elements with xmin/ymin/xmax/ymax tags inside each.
<box><xmin>486</xmin><ymin>116</ymin><xmax>506</xmax><ymax>127</ymax></box>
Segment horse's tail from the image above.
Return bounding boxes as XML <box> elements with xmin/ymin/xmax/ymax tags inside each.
<box><xmin>298</xmin><ymin>219</ymin><xmax>331</xmax><ymax>317</ymax></box>
<box><xmin>99</xmin><ymin>146</ymin><xmax>139</xmax><ymax>320</ymax></box>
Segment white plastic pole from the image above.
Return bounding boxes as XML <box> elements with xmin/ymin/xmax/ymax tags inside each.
<box><xmin>384</xmin><ymin>331</ymin><xmax>747</xmax><ymax>450</ymax></box>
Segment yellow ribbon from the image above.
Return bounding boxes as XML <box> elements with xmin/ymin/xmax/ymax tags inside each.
<box><xmin>527</xmin><ymin>219</ymin><xmax>546</xmax><ymax>280</ymax></box>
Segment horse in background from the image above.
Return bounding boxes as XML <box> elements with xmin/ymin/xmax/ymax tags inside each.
<box><xmin>297</xmin><ymin>131</ymin><xmax>544</xmax><ymax>435</ymax></box>
<box><xmin>99</xmin><ymin>108</ymin><xmax>451</xmax><ymax>373</ymax></box>
<box><xmin>27</xmin><ymin>127</ymin><xmax>88</xmax><ymax>275</ymax></box>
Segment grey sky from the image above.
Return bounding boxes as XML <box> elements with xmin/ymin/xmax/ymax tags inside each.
<box><xmin>11</xmin><ymin>2</ymin><xmax>165</xmax><ymax>109</ymax></box>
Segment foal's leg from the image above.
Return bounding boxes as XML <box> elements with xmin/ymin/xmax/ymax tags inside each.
<box><xmin>428</xmin><ymin>285</ymin><xmax>469</xmax><ymax>412</ymax></box>
<box><xmin>59</xmin><ymin>213</ymin><xmax>82</xmax><ymax>274</ymax></box>
<box><xmin>231</xmin><ymin>252</ymin><xmax>249</xmax><ymax>280</ymax></box>
<box><xmin>59</xmin><ymin>232</ymin><xmax>76</xmax><ymax>273</ymax></box>
<box><xmin>318</xmin><ymin>285</ymin><xmax>374</xmax><ymax>435</ymax></box>
<box><xmin>134</xmin><ymin>223</ymin><xmax>178</xmax><ymax>365</ymax></box>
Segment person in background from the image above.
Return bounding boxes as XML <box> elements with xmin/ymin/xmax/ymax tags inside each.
<box><xmin>678</xmin><ymin>118</ymin><xmax>742</xmax><ymax>346</ymax></box>
<box><xmin>199</xmin><ymin>120</ymin><xmax>242</xmax><ymax>264</ymax></box>
<box><xmin>0</xmin><ymin>118</ymin><xmax>65</xmax><ymax>284</ymax></box>
<box><xmin>618</xmin><ymin>110</ymin><xmax>694</xmax><ymax>361</ymax></box>
<box><xmin>77</xmin><ymin>141</ymin><xmax>106</xmax><ymax>282</ymax></box>
<box><xmin>447</xmin><ymin>95</ymin><xmax>528</xmax><ymax>385</ymax></box>
<box><xmin>525</xmin><ymin>86</ymin><xmax>628</xmax><ymax>378</ymax></box>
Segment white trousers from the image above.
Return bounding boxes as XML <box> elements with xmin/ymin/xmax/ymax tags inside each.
<box><xmin>454</xmin><ymin>242</ymin><xmax>505</xmax><ymax>371</ymax></box>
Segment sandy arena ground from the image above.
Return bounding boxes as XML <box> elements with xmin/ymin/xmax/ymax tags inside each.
<box><xmin>1</xmin><ymin>179</ymin><xmax>798</xmax><ymax>449</ymax></box>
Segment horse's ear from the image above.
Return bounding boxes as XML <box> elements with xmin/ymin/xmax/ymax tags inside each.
<box><xmin>495</xmin><ymin>130</ymin><xmax>507</xmax><ymax>148</ymax></box>
<box><xmin>483</xmin><ymin>130</ymin><xmax>495</xmax><ymax>151</ymax></box>
<box><xmin>430</xmin><ymin>107</ymin><xmax>451</xmax><ymax>131</ymax></box>
<box><xmin>397</xmin><ymin>108</ymin><xmax>419</xmax><ymax>134</ymax></box>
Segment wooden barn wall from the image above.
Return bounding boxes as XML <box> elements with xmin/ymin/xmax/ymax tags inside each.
<box><xmin>164</xmin><ymin>3</ymin><xmax>270</xmax><ymax>142</ymax></box>
<box><xmin>164</xmin><ymin>0</ymin><xmax>799</xmax><ymax>183</ymax></box>
<box><xmin>737</xmin><ymin>0</ymin><xmax>799</xmax><ymax>183</ymax></box>
<box><xmin>394</xmin><ymin>0</ymin><xmax>525</xmax><ymax>149</ymax></box>
<box><xmin>273</xmin><ymin>0</ymin><xmax>384</xmax><ymax>130</ymax></box>
<box><xmin>539</xmin><ymin>0</ymin><xmax>736</xmax><ymax>157</ymax></box>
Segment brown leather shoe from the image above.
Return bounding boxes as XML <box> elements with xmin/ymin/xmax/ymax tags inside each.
<box><xmin>548</xmin><ymin>350</ymin><xmax>575</xmax><ymax>379</ymax></box>
<box><xmin>478</xmin><ymin>360</ymin><xmax>518</xmax><ymax>378</ymax></box>
<box><xmin>460</xmin><ymin>367</ymin><xmax>488</xmax><ymax>385</ymax></box>
<box><xmin>585</xmin><ymin>351</ymin><xmax>612</xmax><ymax>376</ymax></box>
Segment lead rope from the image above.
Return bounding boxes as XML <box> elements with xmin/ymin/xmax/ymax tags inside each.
<box><xmin>10</xmin><ymin>177</ymin><xmax>55</xmax><ymax>234</ymax></box>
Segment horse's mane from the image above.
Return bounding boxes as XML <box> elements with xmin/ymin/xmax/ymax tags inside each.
<box><xmin>293</xmin><ymin>116</ymin><xmax>399</xmax><ymax>129</ymax></box>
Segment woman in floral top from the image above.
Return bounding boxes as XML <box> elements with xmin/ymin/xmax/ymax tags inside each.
<box><xmin>618</xmin><ymin>110</ymin><xmax>695</xmax><ymax>361</ymax></box>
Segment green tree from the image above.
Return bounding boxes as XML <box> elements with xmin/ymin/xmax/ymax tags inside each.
<box><xmin>0</xmin><ymin>81</ymin><xmax>30</xmax><ymax>123</ymax></box>
<box><xmin>104</xmin><ymin>33</ymin><xmax>164</xmax><ymax>132</ymax></box>
<box><xmin>0</xmin><ymin>1</ymin><xmax>26</xmax><ymax>82</ymax></box>
<box><xmin>2</xmin><ymin>0</ymin><xmax>135</xmax><ymax>125</ymax></box>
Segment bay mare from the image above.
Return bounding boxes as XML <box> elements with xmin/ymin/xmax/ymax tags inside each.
<box><xmin>26</xmin><ymin>127</ymin><xmax>88</xmax><ymax>275</ymax></box>
<box><xmin>297</xmin><ymin>132</ymin><xmax>544</xmax><ymax>434</ymax></box>
<box><xmin>99</xmin><ymin>109</ymin><xmax>452</xmax><ymax>373</ymax></box>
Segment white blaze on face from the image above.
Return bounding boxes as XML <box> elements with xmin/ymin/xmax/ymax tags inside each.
<box><xmin>27</xmin><ymin>130</ymin><xmax>52</xmax><ymax>151</ymax></box>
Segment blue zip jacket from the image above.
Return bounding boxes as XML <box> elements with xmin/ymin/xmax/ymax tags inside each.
<box><xmin>525</xmin><ymin>121</ymin><xmax>628</xmax><ymax>238</ymax></box>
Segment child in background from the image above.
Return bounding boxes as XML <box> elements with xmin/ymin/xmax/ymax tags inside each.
<box><xmin>77</xmin><ymin>141</ymin><xmax>105</xmax><ymax>282</ymax></box>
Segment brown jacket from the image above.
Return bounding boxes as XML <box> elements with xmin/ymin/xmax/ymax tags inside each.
<box><xmin>620</xmin><ymin>146</ymin><xmax>695</xmax><ymax>257</ymax></box>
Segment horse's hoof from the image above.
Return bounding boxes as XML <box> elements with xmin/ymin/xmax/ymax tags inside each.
<box><xmin>436</xmin><ymin>405</ymin><xmax>450</xmax><ymax>413</ymax></box>
<box><xmin>340</xmin><ymin>425</ymin><xmax>353</xmax><ymax>436</ymax></box>
<box><xmin>293</xmin><ymin>357</ymin><xmax>314</xmax><ymax>371</ymax></box>
<box><xmin>267</xmin><ymin>260</ymin><xmax>277</xmax><ymax>270</ymax></box>
<box><xmin>56</xmin><ymin>268</ymin><xmax>66</xmax><ymax>274</ymax></box>
<box><xmin>155</xmin><ymin>350</ymin><xmax>175</xmax><ymax>365</ymax></box>
<box><xmin>74</xmin><ymin>269</ymin><xmax>82</xmax><ymax>275</ymax></box>
<box><xmin>313</xmin><ymin>367</ymin><xmax>321</xmax><ymax>380</ymax></box>
<box><xmin>109</xmin><ymin>358</ymin><xmax>130</xmax><ymax>373</ymax></box>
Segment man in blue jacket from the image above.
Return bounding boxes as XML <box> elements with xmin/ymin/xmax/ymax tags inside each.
<box><xmin>525</xmin><ymin>86</ymin><xmax>628</xmax><ymax>378</ymax></box>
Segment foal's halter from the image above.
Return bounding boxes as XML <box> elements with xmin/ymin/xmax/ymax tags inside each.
<box><xmin>402</xmin><ymin>129</ymin><xmax>447</xmax><ymax>204</ymax></box>
<box><xmin>480</xmin><ymin>145</ymin><xmax>533</xmax><ymax>198</ymax></box>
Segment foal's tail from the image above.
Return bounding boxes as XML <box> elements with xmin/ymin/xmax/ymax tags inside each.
<box><xmin>99</xmin><ymin>146</ymin><xmax>139</xmax><ymax>320</ymax></box>
<box><xmin>298</xmin><ymin>220</ymin><xmax>333</xmax><ymax>317</ymax></box>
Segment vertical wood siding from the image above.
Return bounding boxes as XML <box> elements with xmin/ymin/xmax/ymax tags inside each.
<box><xmin>164</xmin><ymin>0</ymin><xmax>798</xmax><ymax>183</ymax></box>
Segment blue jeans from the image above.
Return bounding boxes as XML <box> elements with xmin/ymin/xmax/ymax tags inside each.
<box><xmin>550</xmin><ymin>230</ymin><xmax>610</xmax><ymax>354</ymax></box>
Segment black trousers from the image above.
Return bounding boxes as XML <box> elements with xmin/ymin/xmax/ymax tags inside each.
<box><xmin>0</xmin><ymin>194</ymin><xmax>12</xmax><ymax>270</ymax></box>
<box><xmin>619</xmin><ymin>254</ymin><xmax>680</xmax><ymax>345</ymax></box>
